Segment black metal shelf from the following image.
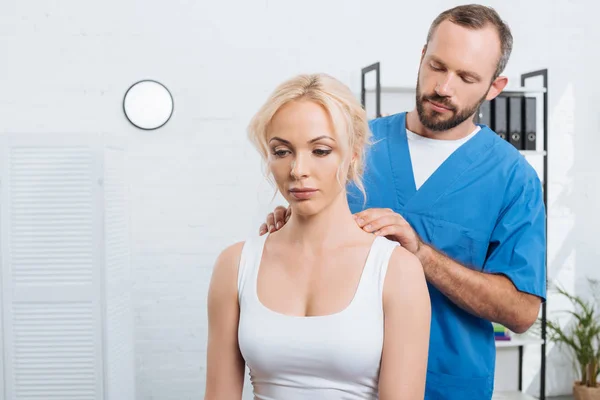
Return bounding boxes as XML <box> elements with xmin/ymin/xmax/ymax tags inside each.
<box><xmin>521</xmin><ymin>68</ymin><xmax>548</xmax><ymax>400</ymax></box>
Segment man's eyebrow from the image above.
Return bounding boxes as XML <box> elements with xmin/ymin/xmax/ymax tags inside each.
<box><xmin>429</xmin><ymin>55</ymin><xmax>482</xmax><ymax>81</ymax></box>
<box><xmin>429</xmin><ymin>55</ymin><xmax>446</xmax><ymax>67</ymax></box>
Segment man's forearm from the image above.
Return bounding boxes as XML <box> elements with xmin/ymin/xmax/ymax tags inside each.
<box><xmin>416</xmin><ymin>244</ymin><xmax>538</xmax><ymax>333</ymax></box>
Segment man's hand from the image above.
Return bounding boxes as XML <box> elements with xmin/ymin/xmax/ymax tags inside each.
<box><xmin>355</xmin><ymin>212</ymin><xmax>541</xmax><ymax>333</ymax></box>
<box><xmin>259</xmin><ymin>206</ymin><xmax>291</xmax><ymax>235</ymax></box>
<box><xmin>355</xmin><ymin>208</ymin><xmax>423</xmax><ymax>255</ymax></box>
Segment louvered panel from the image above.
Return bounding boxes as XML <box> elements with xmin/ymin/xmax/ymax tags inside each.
<box><xmin>104</xmin><ymin>147</ymin><xmax>129</xmax><ymax>292</ymax></box>
<box><xmin>13</xmin><ymin>302</ymin><xmax>97</xmax><ymax>400</ymax></box>
<box><xmin>1</xmin><ymin>139</ymin><xmax>104</xmax><ymax>400</ymax></box>
<box><xmin>0</xmin><ymin>141</ymin><xmax>5</xmax><ymax>399</ymax></box>
<box><xmin>103</xmin><ymin>147</ymin><xmax>136</xmax><ymax>399</ymax></box>
<box><xmin>10</xmin><ymin>146</ymin><xmax>94</xmax><ymax>286</ymax></box>
<box><xmin>1</xmin><ymin>134</ymin><xmax>133</xmax><ymax>400</ymax></box>
<box><xmin>105</xmin><ymin>293</ymin><xmax>135</xmax><ymax>399</ymax></box>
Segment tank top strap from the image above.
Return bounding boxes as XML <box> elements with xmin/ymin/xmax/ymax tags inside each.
<box><xmin>237</xmin><ymin>233</ymin><xmax>268</xmax><ymax>305</ymax></box>
<box><xmin>361</xmin><ymin>236</ymin><xmax>400</xmax><ymax>301</ymax></box>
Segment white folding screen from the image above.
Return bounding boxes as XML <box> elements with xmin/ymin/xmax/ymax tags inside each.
<box><xmin>0</xmin><ymin>133</ymin><xmax>135</xmax><ymax>400</ymax></box>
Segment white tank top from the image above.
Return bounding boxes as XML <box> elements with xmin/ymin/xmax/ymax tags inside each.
<box><xmin>237</xmin><ymin>233</ymin><xmax>399</xmax><ymax>400</ymax></box>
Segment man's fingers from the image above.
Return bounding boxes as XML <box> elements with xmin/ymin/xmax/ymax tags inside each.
<box><xmin>266</xmin><ymin>213</ymin><xmax>275</xmax><ymax>232</ymax></box>
<box><xmin>354</xmin><ymin>208</ymin><xmax>394</xmax><ymax>227</ymax></box>
<box><xmin>274</xmin><ymin>206</ymin><xmax>288</xmax><ymax>229</ymax></box>
<box><xmin>373</xmin><ymin>225</ymin><xmax>398</xmax><ymax>239</ymax></box>
<box><xmin>261</xmin><ymin>206</ymin><xmax>290</xmax><ymax>235</ymax></box>
<box><xmin>361</xmin><ymin>214</ymin><xmax>404</xmax><ymax>233</ymax></box>
<box><xmin>354</xmin><ymin>210</ymin><xmax>376</xmax><ymax>227</ymax></box>
<box><xmin>259</xmin><ymin>223</ymin><xmax>268</xmax><ymax>235</ymax></box>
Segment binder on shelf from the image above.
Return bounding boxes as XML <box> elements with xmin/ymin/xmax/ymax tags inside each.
<box><xmin>492</xmin><ymin>96</ymin><xmax>508</xmax><ymax>141</ymax></box>
<box><xmin>493</xmin><ymin>323</ymin><xmax>511</xmax><ymax>341</ymax></box>
<box><xmin>476</xmin><ymin>100</ymin><xmax>492</xmax><ymax>126</ymax></box>
<box><xmin>524</xmin><ymin>96</ymin><xmax>537</xmax><ymax>151</ymax></box>
<box><xmin>508</xmin><ymin>96</ymin><xmax>524</xmax><ymax>150</ymax></box>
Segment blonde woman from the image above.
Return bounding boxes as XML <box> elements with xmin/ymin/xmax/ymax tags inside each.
<box><xmin>204</xmin><ymin>73</ymin><xmax>431</xmax><ymax>400</ymax></box>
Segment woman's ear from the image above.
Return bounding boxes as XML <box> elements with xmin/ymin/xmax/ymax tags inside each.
<box><xmin>348</xmin><ymin>153</ymin><xmax>358</xmax><ymax>179</ymax></box>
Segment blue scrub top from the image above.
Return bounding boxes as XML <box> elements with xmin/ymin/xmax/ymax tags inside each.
<box><xmin>347</xmin><ymin>112</ymin><xmax>547</xmax><ymax>400</ymax></box>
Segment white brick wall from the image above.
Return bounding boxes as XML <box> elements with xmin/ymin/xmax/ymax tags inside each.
<box><xmin>1</xmin><ymin>0</ymin><xmax>598</xmax><ymax>398</ymax></box>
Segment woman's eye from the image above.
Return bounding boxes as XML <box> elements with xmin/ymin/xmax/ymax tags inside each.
<box><xmin>314</xmin><ymin>149</ymin><xmax>332</xmax><ymax>156</ymax></box>
<box><xmin>272</xmin><ymin>149</ymin><xmax>290</xmax><ymax>158</ymax></box>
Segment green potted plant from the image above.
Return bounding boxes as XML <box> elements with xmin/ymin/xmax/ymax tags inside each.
<box><xmin>544</xmin><ymin>279</ymin><xmax>600</xmax><ymax>400</ymax></box>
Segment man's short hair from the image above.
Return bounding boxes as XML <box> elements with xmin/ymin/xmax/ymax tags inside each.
<box><xmin>426</xmin><ymin>4</ymin><xmax>513</xmax><ymax>80</ymax></box>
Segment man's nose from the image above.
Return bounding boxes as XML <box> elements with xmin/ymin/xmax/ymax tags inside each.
<box><xmin>435</xmin><ymin>75</ymin><xmax>454</xmax><ymax>97</ymax></box>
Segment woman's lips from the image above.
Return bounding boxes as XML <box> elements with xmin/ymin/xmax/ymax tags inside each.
<box><xmin>289</xmin><ymin>188</ymin><xmax>318</xmax><ymax>200</ymax></box>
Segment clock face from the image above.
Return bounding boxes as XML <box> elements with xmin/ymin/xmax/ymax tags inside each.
<box><xmin>123</xmin><ymin>80</ymin><xmax>174</xmax><ymax>130</ymax></box>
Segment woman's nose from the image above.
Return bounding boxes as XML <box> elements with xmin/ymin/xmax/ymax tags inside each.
<box><xmin>290</xmin><ymin>156</ymin><xmax>308</xmax><ymax>179</ymax></box>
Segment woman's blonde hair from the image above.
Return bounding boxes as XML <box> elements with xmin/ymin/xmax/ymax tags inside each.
<box><xmin>247</xmin><ymin>73</ymin><xmax>371</xmax><ymax>203</ymax></box>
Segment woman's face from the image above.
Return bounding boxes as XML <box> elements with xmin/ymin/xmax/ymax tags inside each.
<box><xmin>267</xmin><ymin>99</ymin><xmax>350</xmax><ymax>217</ymax></box>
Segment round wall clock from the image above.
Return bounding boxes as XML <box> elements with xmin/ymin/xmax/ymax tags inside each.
<box><xmin>123</xmin><ymin>80</ymin><xmax>174</xmax><ymax>130</ymax></box>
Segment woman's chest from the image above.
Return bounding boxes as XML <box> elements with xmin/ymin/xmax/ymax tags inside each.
<box><xmin>257</xmin><ymin>247</ymin><xmax>371</xmax><ymax>318</ymax></box>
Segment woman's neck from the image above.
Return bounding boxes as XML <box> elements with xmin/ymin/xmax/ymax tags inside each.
<box><xmin>280</xmin><ymin>193</ymin><xmax>364</xmax><ymax>251</ymax></box>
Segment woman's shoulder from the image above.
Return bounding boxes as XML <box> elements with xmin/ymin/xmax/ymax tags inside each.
<box><xmin>389</xmin><ymin>243</ymin><xmax>422</xmax><ymax>271</ymax></box>
<box><xmin>210</xmin><ymin>241</ymin><xmax>245</xmax><ymax>286</ymax></box>
<box><xmin>372</xmin><ymin>236</ymin><xmax>421</xmax><ymax>269</ymax></box>
<box><xmin>381</xmin><ymin>243</ymin><xmax>430</xmax><ymax>317</ymax></box>
<box><xmin>213</xmin><ymin>232</ymin><xmax>268</xmax><ymax>269</ymax></box>
<box><xmin>211</xmin><ymin>232</ymin><xmax>270</xmax><ymax>283</ymax></box>
<box><xmin>215</xmin><ymin>241</ymin><xmax>246</xmax><ymax>269</ymax></box>
<box><xmin>382</xmin><ymin>241</ymin><xmax>427</xmax><ymax>293</ymax></box>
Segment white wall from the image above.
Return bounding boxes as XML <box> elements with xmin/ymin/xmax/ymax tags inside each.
<box><xmin>0</xmin><ymin>0</ymin><xmax>597</xmax><ymax>398</ymax></box>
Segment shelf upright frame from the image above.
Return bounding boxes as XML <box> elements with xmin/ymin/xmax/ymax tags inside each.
<box><xmin>521</xmin><ymin>68</ymin><xmax>548</xmax><ymax>400</ymax></box>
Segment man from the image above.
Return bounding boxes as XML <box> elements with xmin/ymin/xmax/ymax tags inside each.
<box><xmin>260</xmin><ymin>4</ymin><xmax>546</xmax><ymax>400</ymax></box>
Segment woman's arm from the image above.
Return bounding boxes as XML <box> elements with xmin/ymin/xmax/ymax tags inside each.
<box><xmin>379</xmin><ymin>247</ymin><xmax>431</xmax><ymax>400</ymax></box>
<box><xmin>204</xmin><ymin>242</ymin><xmax>246</xmax><ymax>400</ymax></box>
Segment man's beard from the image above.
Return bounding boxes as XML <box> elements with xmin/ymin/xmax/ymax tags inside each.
<box><xmin>415</xmin><ymin>79</ymin><xmax>488</xmax><ymax>132</ymax></box>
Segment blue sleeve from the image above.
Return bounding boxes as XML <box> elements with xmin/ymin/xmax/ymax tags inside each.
<box><xmin>346</xmin><ymin>117</ymin><xmax>384</xmax><ymax>212</ymax></box>
<box><xmin>484</xmin><ymin>164</ymin><xmax>547</xmax><ymax>301</ymax></box>
<box><xmin>346</xmin><ymin>114</ymin><xmax>401</xmax><ymax>213</ymax></box>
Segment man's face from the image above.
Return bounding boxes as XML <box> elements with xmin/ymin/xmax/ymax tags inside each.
<box><xmin>416</xmin><ymin>20</ymin><xmax>502</xmax><ymax>132</ymax></box>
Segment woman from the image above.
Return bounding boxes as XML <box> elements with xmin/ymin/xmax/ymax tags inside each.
<box><xmin>204</xmin><ymin>73</ymin><xmax>431</xmax><ymax>399</ymax></box>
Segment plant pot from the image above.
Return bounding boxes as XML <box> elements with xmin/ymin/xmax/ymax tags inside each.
<box><xmin>573</xmin><ymin>381</ymin><xmax>600</xmax><ymax>400</ymax></box>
